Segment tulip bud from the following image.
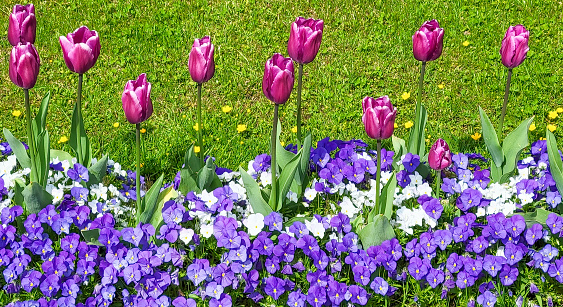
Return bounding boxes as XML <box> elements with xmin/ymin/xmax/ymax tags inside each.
<box><xmin>8</xmin><ymin>4</ymin><xmax>36</xmax><ymax>46</ymax></box>
<box><xmin>9</xmin><ymin>43</ymin><xmax>40</xmax><ymax>89</ymax></box>
<box><xmin>287</xmin><ymin>17</ymin><xmax>324</xmax><ymax>64</ymax></box>
<box><xmin>262</xmin><ymin>53</ymin><xmax>295</xmax><ymax>104</ymax></box>
<box><xmin>188</xmin><ymin>36</ymin><xmax>215</xmax><ymax>83</ymax></box>
<box><xmin>122</xmin><ymin>73</ymin><xmax>153</xmax><ymax>124</ymax></box>
<box><xmin>428</xmin><ymin>139</ymin><xmax>452</xmax><ymax>170</ymax></box>
<box><xmin>500</xmin><ymin>25</ymin><xmax>529</xmax><ymax>69</ymax></box>
<box><xmin>59</xmin><ymin>26</ymin><xmax>100</xmax><ymax>74</ymax></box>
<box><xmin>361</xmin><ymin>96</ymin><xmax>397</xmax><ymax>140</ymax></box>
<box><xmin>412</xmin><ymin>20</ymin><xmax>444</xmax><ymax>62</ymax></box>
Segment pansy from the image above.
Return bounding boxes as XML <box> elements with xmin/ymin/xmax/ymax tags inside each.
<box><xmin>477</xmin><ymin>290</ymin><xmax>497</xmax><ymax>307</ymax></box>
<box><xmin>546</xmin><ymin>213</ymin><xmax>563</xmax><ymax>234</ymax></box>
<box><xmin>499</xmin><ymin>264</ymin><xmax>519</xmax><ymax>286</ymax></box>
<box><xmin>346</xmin><ymin>284</ymin><xmax>369</xmax><ymax>305</ymax></box>
<box><xmin>67</xmin><ymin>163</ymin><xmax>89</xmax><ymax>182</ymax></box>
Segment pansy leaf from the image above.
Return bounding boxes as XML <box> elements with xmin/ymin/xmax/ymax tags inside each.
<box><xmin>22</xmin><ymin>182</ymin><xmax>53</xmax><ymax>214</ymax></box>
<box><xmin>81</xmin><ymin>229</ymin><xmax>103</xmax><ymax>246</ymax></box>
<box><xmin>479</xmin><ymin>107</ymin><xmax>504</xmax><ymax>167</ymax></box>
<box><xmin>546</xmin><ymin>130</ymin><xmax>563</xmax><ymax>197</ymax></box>
<box><xmin>3</xmin><ymin>128</ymin><xmax>31</xmax><ymax>169</ymax></box>
<box><xmin>276</xmin><ymin>150</ymin><xmax>302</xmax><ymax>211</ymax></box>
<box><xmin>358</xmin><ymin>215</ymin><xmax>395</xmax><ymax>248</ymax></box>
<box><xmin>239</xmin><ymin>167</ymin><xmax>273</xmax><ymax>216</ymax></box>
<box><xmin>139</xmin><ymin>173</ymin><xmax>164</xmax><ymax>225</ymax></box>
<box><xmin>501</xmin><ymin>117</ymin><xmax>533</xmax><ymax>181</ymax></box>
<box><xmin>148</xmin><ymin>186</ymin><xmax>178</xmax><ymax>230</ymax></box>
<box><xmin>87</xmin><ymin>155</ymin><xmax>108</xmax><ymax>188</ymax></box>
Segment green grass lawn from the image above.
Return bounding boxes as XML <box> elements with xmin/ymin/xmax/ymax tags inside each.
<box><xmin>1</xmin><ymin>0</ymin><xmax>562</xmax><ymax>181</ymax></box>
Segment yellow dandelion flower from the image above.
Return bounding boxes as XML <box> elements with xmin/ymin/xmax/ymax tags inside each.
<box><xmin>182</xmin><ymin>114</ymin><xmax>187</xmax><ymax>118</ymax></box>
<box><xmin>193</xmin><ymin>123</ymin><xmax>199</xmax><ymax>131</ymax></box>
<box><xmin>247</xmin><ymin>109</ymin><xmax>251</xmax><ymax>113</ymax></box>
<box><xmin>140</xmin><ymin>163</ymin><xmax>144</xmax><ymax>168</ymax></box>
<box><xmin>240</xmin><ymin>141</ymin><xmax>244</xmax><ymax>144</ymax></box>
<box><xmin>404</xmin><ymin>121</ymin><xmax>414</xmax><ymax>129</ymax></box>
<box><xmin>280</xmin><ymin>141</ymin><xmax>285</xmax><ymax>147</ymax></box>
<box><xmin>222</xmin><ymin>105</ymin><xmax>232</xmax><ymax>113</ymax></box>
<box><xmin>548</xmin><ymin>124</ymin><xmax>557</xmax><ymax>132</ymax></box>
<box><xmin>438</xmin><ymin>84</ymin><xmax>445</xmax><ymax>89</ymax></box>
<box><xmin>237</xmin><ymin>124</ymin><xmax>247</xmax><ymax>133</ymax></box>
<box><xmin>529</xmin><ymin>123</ymin><xmax>536</xmax><ymax>131</ymax></box>
<box><xmin>194</xmin><ymin>146</ymin><xmax>200</xmax><ymax>153</ymax></box>
<box><xmin>401</xmin><ymin>92</ymin><xmax>410</xmax><ymax>100</ymax></box>
<box><xmin>394</xmin><ymin>123</ymin><xmax>398</xmax><ymax>129</ymax></box>
<box><xmin>291</xmin><ymin>126</ymin><xmax>298</xmax><ymax>133</ymax></box>
<box><xmin>140</xmin><ymin>128</ymin><xmax>147</xmax><ymax>134</ymax></box>
<box><xmin>557</xmin><ymin>107</ymin><xmax>563</xmax><ymax>113</ymax></box>
<box><xmin>113</xmin><ymin>122</ymin><xmax>120</xmax><ymax>128</ymax></box>
<box><xmin>58</xmin><ymin>136</ymin><xmax>68</xmax><ymax>144</ymax></box>
<box><xmin>12</xmin><ymin>110</ymin><xmax>21</xmax><ymax>117</ymax></box>
<box><xmin>471</xmin><ymin>132</ymin><xmax>481</xmax><ymax>140</ymax></box>
<box><xmin>462</xmin><ymin>41</ymin><xmax>470</xmax><ymax>47</ymax></box>
<box><xmin>549</xmin><ymin>111</ymin><xmax>558</xmax><ymax>119</ymax></box>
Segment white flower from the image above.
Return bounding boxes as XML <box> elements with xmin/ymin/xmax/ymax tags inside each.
<box><xmin>260</xmin><ymin>172</ymin><xmax>272</xmax><ymax>186</ymax></box>
<box><xmin>51</xmin><ymin>188</ymin><xmax>65</xmax><ymax>205</ymax></box>
<box><xmin>345</xmin><ymin>183</ymin><xmax>357</xmax><ymax>193</ymax></box>
<box><xmin>416</xmin><ymin>183</ymin><xmax>433</xmax><ymax>198</ymax></box>
<box><xmin>517</xmin><ymin>167</ymin><xmax>529</xmax><ymax>179</ymax></box>
<box><xmin>381</xmin><ymin>171</ymin><xmax>393</xmax><ymax>185</ymax></box>
<box><xmin>200</xmin><ymin>224</ymin><xmax>214</xmax><ymax>238</ymax></box>
<box><xmin>305</xmin><ymin>218</ymin><xmax>325</xmax><ymax>238</ymax></box>
<box><xmin>476</xmin><ymin>207</ymin><xmax>486</xmax><ymax>217</ymax></box>
<box><xmin>244</xmin><ymin>213</ymin><xmax>264</xmax><ymax>236</ymax></box>
<box><xmin>409</xmin><ymin>172</ymin><xmax>423</xmax><ymax>186</ymax></box>
<box><xmin>247</xmin><ymin>160</ymin><xmax>256</xmax><ymax>176</ymax></box>
<box><xmin>286</xmin><ymin>191</ymin><xmax>297</xmax><ymax>203</ymax></box>
<box><xmin>200</xmin><ymin>190</ymin><xmax>218</xmax><ymax>208</ymax></box>
<box><xmin>538</xmin><ymin>162</ymin><xmax>548</xmax><ymax>170</ymax></box>
<box><xmin>496</xmin><ymin>246</ymin><xmax>505</xmax><ymax>258</ymax></box>
<box><xmin>179</xmin><ymin>228</ymin><xmax>195</xmax><ymax>244</ymax></box>
<box><xmin>518</xmin><ymin>192</ymin><xmax>534</xmax><ymax>205</ymax></box>
<box><xmin>340</xmin><ymin>197</ymin><xmax>359</xmax><ymax>218</ymax></box>
<box><xmin>304</xmin><ymin>188</ymin><xmax>317</xmax><ymax>202</ymax></box>
<box><xmin>228</xmin><ymin>182</ymin><xmax>246</xmax><ymax>201</ymax></box>
<box><xmin>90</xmin><ymin>184</ymin><xmax>108</xmax><ymax>201</ymax></box>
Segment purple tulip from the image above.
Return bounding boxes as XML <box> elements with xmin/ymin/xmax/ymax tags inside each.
<box><xmin>122</xmin><ymin>73</ymin><xmax>153</xmax><ymax>124</ymax></box>
<box><xmin>8</xmin><ymin>4</ymin><xmax>36</xmax><ymax>46</ymax></box>
<box><xmin>287</xmin><ymin>17</ymin><xmax>324</xmax><ymax>64</ymax></box>
<box><xmin>262</xmin><ymin>53</ymin><xmax>294</xmax><ymax>104</ymax></box>
<box><xmin>412</xmin><ymin>19</ymin><xmax>444</xmax><ymax>62</ymax></box>
<box><xmin>428</xmin><ymin>138</ymin><xmax>452</xmax><ymax>170</ymax></box>
<box><xmin>9</xmin><ymin>42</ymin><xmax>40</xmax><ymax>89</ymax></box>
<box><xmin>188</xmin><ymin>36</ymin><xmax>215</xmax><ymax>83</ymax></box>
<box><xmin>59</xmin><ymin>26</ymin><xmax>100</xmax><ymax>74</ymax></box>
<box><xmin>361</xmin><ymin>96</ymin><xmax>397</xmax><ymax>140</ymax></box>
<box><xmin>500</xmin><ymin>25</ymin><xmax>529</xmax><ymax>68</ymax></box>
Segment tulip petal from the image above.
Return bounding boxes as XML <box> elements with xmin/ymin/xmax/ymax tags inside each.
<box><xmin>122</xmin><ymin>91</ymin><xmax>143</xmax><ymax>124</ymax></box>
<box><xmin>20</xmin><ymin>14</ymin><xmax>36</xmax><ymax>44</ymax></box>
<box><xmin>188</xmin><ymin>48</ymin><xmax>206</xmax><ymax>83</ymax></box>
<box><xmin>7</xmin><ymin>14</ymin><xmax>21</xmax><ymax>46</ymax></box>
<box><xmin>67</xmin><ymin>43</ymin><xmax>95</xmax><ymax>74</ymax></box>
<box><xmin>413</xmin><ymin>32</ymin><xmax>430</xmax><ymax>62</ymax></box>
<box><xmin>17</xmin><ymin>52</ymin><xmax>39</xmax><ymax>89</ymax></box>
<box><xmin>270</xmin><ymin>71</ymin><xmax>294</xmax><ymax>104</ymax></box>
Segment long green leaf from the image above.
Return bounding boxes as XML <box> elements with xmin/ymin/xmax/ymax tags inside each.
<box><xmin>50</xmin><ymin>149</ymin><xmax>74</xmax><ymax>165</ymax></box>
<box><xmin>69</xmin><ymin>102</ymin><xmax>92</xmax><ymax>167</ymax></box>
<box><xmin>197</xmin><ymin>157</ymin><xmax>216</xmax><ymax>191</ymax></box>
<box><xmin>479</xmin><ymin>107</ymin><xmax>504</xmax><ymax>167</ymax></box>
<box><xmin>35</xmin><ymin>130</ymin><xmax>50</xmax><ymax>187</ymax></box>
<box><xmin>392</xmin><ymin>135</ymin><xmax>406</xmax><ymax>171</ymax></box>
<box><xmin>148</xmin><ymin>186</ymin><xmax>178</xmax><ymax>229</ymax></box>
<box><xmin>547</xmin><ymin>130</ymin><xmax>563</xmax><ymax>196</ymax></box>
<box><xmin>138</xmin><ymin>174</ymin><xmax>164</xmax><ymax>224</ymax></box>
<box><xmin>501</xmin><ymin>117</ymin><xmax>533</xmax><ymax>180</ymax></box>
<box><xmin>87</xmin><ymin>155</ymin><xmax>108</xmax><ymax>187</ymax></box>
<box><xmin>32</xmin><ymin>92</ymin><xmax>50</xmax><ymax>138</ymax></box>
<box><xmin>13</xmin><ymin>179</ymin><xmax>25</xmax><ymax>208</ymax></box>
<box><xmin>81</xmin><ymin>229</ymin><xmax>103</xmax><ymax>246</ymax></box>
<box><xmin>517</xmin><ymin>208</ymin><xmax>553</xmax><ymax>228</ymax></box>
<box><xmin>276</xmin><ymin>151</ymin><xmax>302</xmax><ymax>211</ymax></box>
<box><xmin>358</xmin><ymin>215</ymin><xmax>395</xmax><ymax>248</ymax></box>
<box><xmin>239</xmin><ymin>167</ymin><xmax>272</xmax><ymax>216</ymax></box>
<box><xmin>275</xmin><ymin>119</ymin><xmax>296</xmax><ymax>170</ymax></box>
<box><xmin>182</xmin><ymin>144</ymin><xmax>201</xmax><ymax>174</ymax></box>
<box><xmin>22</xmin><ymin>182</ymin><xmax>53</xmax><ymax>214</ymax></box>
<box><xmin>382</xmin><ymin>174</ymin><xmax>397</xmax><ymax>219</ymax></box>
<box><xmin>3</xmin><ymin>128</ymin><xmax>30</xmax><ymax>169</ymax></box>
<box><xmin>179</xmin><ymin>169</ymin><xmax>200</xmax><ymax>194</ymax></box>
<box><xmin>407</xmin><ymin>104</ymin><xmax>427</xmax><ymax>157</ymax></box>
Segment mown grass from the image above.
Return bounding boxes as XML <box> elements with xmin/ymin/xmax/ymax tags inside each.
<box><xmin>0</xmin><ymin>0</ymin><xmax>562</xmax><ymax>183</ymax></box>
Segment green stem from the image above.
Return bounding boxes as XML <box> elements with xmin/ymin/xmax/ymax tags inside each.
<box><xmin>271</xmin><ymin>104</ymin><xmax>279</xmax><ymax>209</ymax></box>
<box><xmin>197</xmin><ymin>83</ymin><xmax>203</xmax><ymax>166</ymax></box>
<box><xmin>135</xmin><ymin>123</ymin><xmax>141</xmax><ymax>219</ymax></box>
<box><xmin>24</xmin><ymin>89</ymin><xmax>37</xmax><ymax>183</ymax></box>
<box><xmin>375</xmin><ymin>140</ymin><xmax>382</xmax><ymax>215</ymax></box>
<box><xmin>411</xmin><ymin>61</ymin><xmax>426</xmax><ymax>155</ymax></box>
<box><xmin>76</xmin><ymin>73</ymin><xmax>83</xmax><ymax>165</ymax></box>
<box><xmin>435</xmin><ymin>169</ymin><xmax>441</xmax><ymax>199</ymax></box>
<box><xmin>296</xmin><ymin>63</ymin><xmax>304</xmax><ymax>146</ymax></box>
<box><xmin>497</xmin><ymin>68</ymin><xmax>513</xmax><ymax>139</ymax></box>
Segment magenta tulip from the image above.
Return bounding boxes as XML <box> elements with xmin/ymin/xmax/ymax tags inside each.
<box><xmin>287</xmin><ymin>17</ymin><xmax>324</xmax><ymax>64</ymax></box>
<box><xmin>362</xmin><ymin>96</ymin><xmax>396</xmax><ymax>140</ymax></box>
<box><xmin>9</xmin><ymin>43</ymin><xmax>40</xmax><ymax>89</ymax></box>
<box><xmin>59</xmin><ymin>26</ymin><xmax>100</xmax><ymax>74</ymax></box>
<box><xmin>428</xmin><ymin>139</ymin><xmax>452</xmax><ymax>170</ymax></box>
<box><xmin>262</xmin><ymin>53</ymin><xmax>295</xmax><ymax>104</ymax></box>
<box><xmin>188</xmin><ymin>36</ymin><xmax>215</xmax><ymax>84</ymax></box>
<box><xmin>412</xmin><ymin>20</ymin><xmax>444</xmax><ymax>62</ymax></box>
<box><xmin>500</xmin><ymin>25</ymin><xmax>529</xmax><ymax>69</ymax></box>
<box><xmin>7</xmin><ymin>4</ymin><xmax>36</xmax><ymax>46</ymax></box>
<box><xmin>122</xmin><ymin>74</ymin><xmax>153</xmax><ymax>124</ymax></box>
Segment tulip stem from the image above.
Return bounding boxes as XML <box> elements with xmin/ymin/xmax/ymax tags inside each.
<box><xmin>76</xmin><ymin>73</ymin><xmax>83</xmax><ymax>165</ymax></box>
<box><xmin>435</xmin><ymin>169</ymin><xmax>441</xmax><ymax>199</ymax></box>
<box><xmin>197</xmin><ymin>83</ymin><xmax>203</xmax><ymax>166</ymax></box>
<box><xmin>497</xmin><ymin>68</ymin><xmax>513</xmax><ymax>139</ymax></box>
<box><xmin>24</xmin><ymin>89</ymin><xmax>37</xmax><ymax>183</ymax></box>
<box><xmin>271</xmin><ymin>104</ymin><xmax>279</xmax><ymax>209</ymax></box>
<box><xmin>296</xmin><ymin>63</ymin><xmax>304</xmax><ymax>147</ymax></box>
<box><xmin>412</xmin><ymin>61</ymin><xmax>426</xmax><ymax>156</ymax></box>
<box><xmin>135</xmin><ymin>123</ymin><xmax>141</xmax><ymax>219</ymax></box>
<box><xmin>375</xmin><ymin>140</ymin><xmax>382</xmax><ymax>215</ymax></box>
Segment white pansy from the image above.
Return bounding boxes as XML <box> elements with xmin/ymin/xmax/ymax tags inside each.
<box><xmin>247</xmin><ymin>160</ymin><xmax>256</xmax><ymax>176</ymax></box>
<box><xmin>409</xmin><ymin>172</ymin><xmax>423</xmax><ymax>186</ymax></box>
<box><xmin>518</xmin><ymin>192</ymin><xmax>534</xmax><ymax>205</ymax></box>
<box><xmin>416</xmin><ymin>183</ymin><xmax>433</xmax><ymax>198</ymax></box>
<box><xmin>340</xmin><ymin>197</ymin><xmax>359</xmax><ymax>218</ymax></box>
<box><xmin>381</xmin><ymin>171</ymin><xmax>393</xmax><ymax>185</ymax></box>
<box><xmin>476</xmin><ymin>207</ymin><xmax>486</xmax><ymax>217</ymax></box>
<box><xmin>244</xmin><ymin>213</ymin><xmax>265</xmax><ymax>236</ymax></box>
<box><xmin>286</xmin><ymin>191</ymin><xmax>298</xmax><ymax>203</ymax></box>
<box><xmin>260</xmin><ymin>172</ymin><xmax>272</xmax><ymax>186</ymax></box>
<box><xmin>305</xmin><ymin>218</ymin><xmax>325</xmax><ymax>238</ymax></box>
<box><xmin>200</xmin><ymin>224</ymin><xmax>214</xmax><ymax>238</ymax></box>
<box><xmin>304</xmin><ymin>188</ymin><xmax>317</xmax><ymax>202</ymax></box>
<box><xmin>179</xmin><ymin>228</ymin><xmax>195</xmax><ymax>245</ymax></box>
<box><xmin>200</xmin><ymin>190</ymin><xmax>218</xmax><ymax>208</ymax></box>
<box><xmin>51</xmin><ymin>188</ymin><xmax>65</xmax><ymax>205</ymax></box>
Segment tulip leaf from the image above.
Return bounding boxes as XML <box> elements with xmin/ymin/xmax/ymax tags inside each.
<box><xmin>182</xmin><ymin>144</ymin><xmax>201</xmax><ymax>175</ymax></box>
<box><xmin>239</xmin><ymin>167</ymin><xmax>273</xmax><ymax>216</ymax></box>
<box><xmin>22</xmin><ymin>182</ymin><xmax>53</xmax><ymax>214</ymax></box>
<box><xmin>50</xmin><ymin>149</ymin><xmax>74</xmax><ymax>165</ymax></box>
<box><xmin>197</xmin><ymin>157</ymin><xmax>216</xmax><ymax>191</ymax></box>
<box><xmin>3</xmin><ymin>128</ymin><xmax>31</xmax><ymax>169</ymax></box>
<box><xmin>275</xmin><ymin>119</ymin><xmax>296</xmax><ymax>171</ymax></box>
<box><xmin>35</xmin><ymin>130</ymin><xmax>50</xmax><ymax>187</ymax></box>
<box><xmin>283</xmin><ymin>216</ymin><xmax>311</xmax><ymax>229</ymax></box>
<box><xmin>479</xmin><ymin>107</ymin><xmax>504</xmax><ymax>168</ymax></box>
<box><xmin>407</xmin><ymin>103</ymin><xmax>427</xmax><ymax>158</ymax></box>
<box><xmin>517</xmin><ymin>208</ymin><xmax>553</xmax><ymax>228</ymax></box>
<box><xmin>392</xmin><ymin>136</ymin><xmax>406</xmax><ymax>171</ymax></box>
<box><xmin>81</xmin><ymin>229</ymin><xmax>103</xmax><ymax>246</ymax></box>
<box><xmin>69</xmin><ymin>101</ymin><xmax>92</xmax><ymax>167</ymax></box>
<box><xmin>276</xmin><ymin>150</ymin><xmax>302</xmax><ymax>211</ymax></box>
<box><xmin>87</xmin><ymin>155</ymin><xmax>108</xmax><ymax>188</ymax></box>
<box><xmin>138</xmin><ymin>173</ymin><xmax>164</xmax><ymax>225</ymax></box>
<box><xmin>179</xmin><ymin>169</ymin><xmax>200</xmax><ymax>195</ymax></box>
<box><xmin>546</xmin><ymin>130</ymin><xmax>563</xmax><ymax>197</ymax></box>
<box><xmin>32</xmin><ymin>92</ymin><xmax>50</xmax><ymax>139</ymax></box>
<box><xmin>358</xmin><ymin>215</ymin><xmax>395</xmax><ymax>248</ymax></box>
<box><xmin>13</xmin><ymin>179</ymin><xmax>25</xmax><ymax>208</ymax></box>
<box><xmin>148</xmin><ymin>186</ymin><xmax>178</xmax><ymax>230</ymax></box>
<box><xmin>501</xmin><ymin>117</ymin><xmax>533</xmax><ymax>180</ymax></box>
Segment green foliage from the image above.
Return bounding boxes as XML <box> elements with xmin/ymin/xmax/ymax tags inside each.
<box><xmin>138</xmin><ymin>173</ymin><xmax>164</xmax><ymax>224</ymax></box>
<box><xmin>69</xmin><ymin>99</ymin><xmax>92</xmax><ymax>167</ymax></box>
<box><xmin>518</xmin><ymin>208</ymin><xmax>555</xmax><ymax>228</ymax></box>
<box><xmin>21</xmin><ymin>182</ymin><xmax>53</xmax><ymax>214</ymax></box>
<box><xmin>239</xmin><ymin>167</ymin><xmax>273</xmax><ymax>216</ymax></box>
<box><xmin>407</xmin><ymin>103</ymin><xmax>428</xmax><ymax>158</ymax></box>
<box><xmin>358</xmin><ymin>215</ymin><xmax>396</xmax><ymax>248</ymax></box>
<box><xmin>178</xmin><ymin>145</ymin><xmax>223</xmax><ymax>194</ymax></box>
<box><xmin>546</xmin><ymin>129</ymin><xmax>563</xmax><ymax>201</ymax></box>
<box><xmin>87</xmin><ymin>155</ymin><xmax>109</xmax><ymax>187</ymax></box>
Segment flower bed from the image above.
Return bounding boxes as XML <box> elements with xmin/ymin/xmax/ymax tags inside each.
<box><xmin>0</xmin><ymin>137</ymin><xmax>562</xmax><ymax>306</ymax></box>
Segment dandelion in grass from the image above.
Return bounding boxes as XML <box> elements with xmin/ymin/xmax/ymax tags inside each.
<box><xmin>529</xmin><ymin>123</ymin><xmax>536</xmax><ymax>131</ymax></box>
<box><xmin>57</xmin><ymin>136</ymin><xmax>68</xmax><ymax>143</ymax></box>
<box><xmin>401</xmin><ymin>92</ymin><xmax>410</xmax><ymax>100</ymax></box>
<box><xmin>462</xmin><ymin>41</ymin><xmax>470</xmax><ymax>46</ymax></box>
<box><xmin>140</xmin><ymin>128</ymin><xmax>146</xmax><ymax>133</ymax></box>
<box><xmin>549</xmin><ymin>111</ymin><xmax>558</xmax><ymax>119</ymax></box>
<box><xmin>222</xmin><ymin>105</ymin><xmax>232</xmax><ymax>113</ymax></box>
<box><xmin>405</xmin><ymin>121</ymin><xmax>413</xmax><ymax>128</ymax></box>
<box><xmin>471</xmin><ymin>132</ymin><xmax>481</xmax><ymax>140</ymax></box>
<box><xmin>438</xmin><ymin>83</ymin><xmax>445</xmax><ymax>89</ymax></box>
<box><xmin>194</xmin><ymin>146</ymin><xmax>200</xmax><ymax>153</ymax></box>
<box><xmin>237</xmin><ymin>124</ymin><xmax>247</xmax><ymax>133</ymax></box>
<box><xmin>291</xmin><ymin>126</ymin><xmax>298</xmax><ymax>133</ymax></box>
<box><xmin>11</xmin><ymin>110</ymin><xmax>21</xmax><ymax>117</ymax></box>
<box><xmin>112</xmin><ymin>122</ymin><xmax>119</xmax><ymax>128</ymax></box>
<box><xmin>548</xmin><ymin>124</ymin><xmax>557</xmax><ymax>132</ymax></box>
